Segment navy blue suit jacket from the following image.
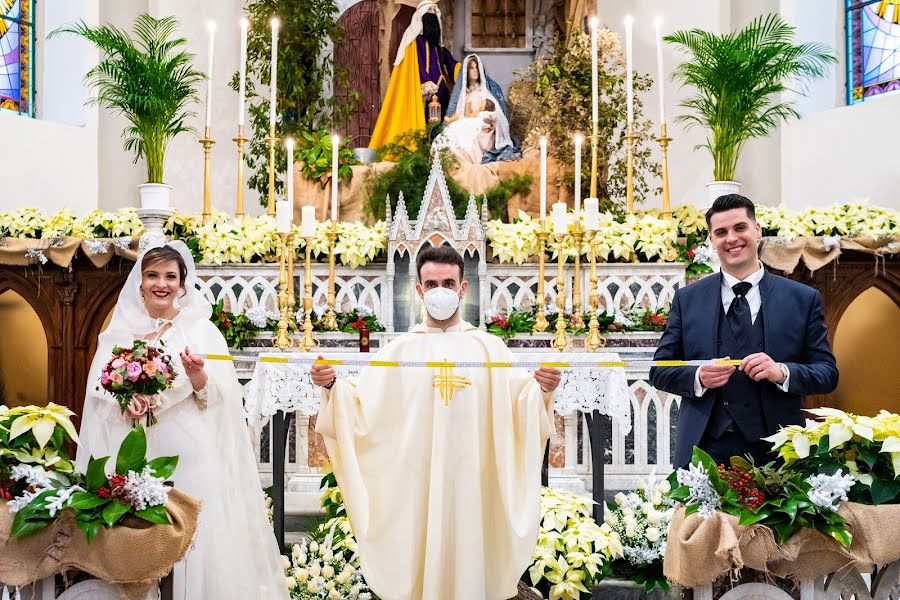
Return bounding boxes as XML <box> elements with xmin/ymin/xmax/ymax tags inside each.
<box><xmin>649</xmin><ymin>271</ymin><xmax>839</xmax><ymax>468</ymax></box>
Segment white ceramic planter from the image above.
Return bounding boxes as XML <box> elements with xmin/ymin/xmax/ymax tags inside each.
<box><xmin>137</xmin><ymin>183</ymin><xmax>172</xmax><ymax>210</ymax></box>
<box><xmin>705</xmin><ymin>180</ymin><xmax>741</xmax><ymax>205</ymax></box>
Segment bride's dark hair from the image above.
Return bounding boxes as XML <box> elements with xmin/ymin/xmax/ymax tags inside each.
<box><xmin>141</xmin><ymin>246</ymin><xmax>188</xmax><ymax>290</ymax></box>
<box><xmin>422</xmin><ymin>12</ymin><xmax>441</xmax><ymax>48</ymax></box>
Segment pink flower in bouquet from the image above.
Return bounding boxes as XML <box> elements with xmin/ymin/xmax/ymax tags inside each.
<box><xmin>143</xmin><ymin>361</ymin><xmax>157</xmax><ymax>377</ymax></box>
<box><xmin>110</xmin><ymin>372</ymin><xmax>124</xmax><ymax>385</ymax></box>
<box><xmin>101</xmin><ymin>371</ymin><xmax>111</xmax><ymax>386</ymax></box>
<box><xmin>126</xmin><ymin>394</ymin><xmax>151</xmax><ymax>419</ymax></box>
<box><xmin>153</xmin><ymin>357</ymin><xmax>168</xmax><ymax>373</ymax></box>
<box><xmin>126</xmin><ymin>362</ymin><xmax>143</xmax><ymax>382</ymax></box>
<box><xmin>111</xmin><ymin>357</ymin><xmax>127</xmax><ymax>369</ymax></box>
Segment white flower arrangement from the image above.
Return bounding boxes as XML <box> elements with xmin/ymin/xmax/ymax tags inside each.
<box><xmin>284</xmin><ymin>518</ymin><xmax>372</xmax><ymax>600</ymax></box>
<box><xmin>73</xmin><ymin>208</ymin><xmax>144</xmax><ymax>239</ymax></box>
<box><xmin>806</xmin><ymin>471</ymin><xmax>856</xmax><ymax>510</ymax></box>
<box><xmin>529</xmin><ymin>487</ymin><xmax>623</xmax><ymax>600</ymax></box>
<box><xmin>604</xmin><ymin>479</ymin><xmax>675</xmax><ymax>572</ymax></box>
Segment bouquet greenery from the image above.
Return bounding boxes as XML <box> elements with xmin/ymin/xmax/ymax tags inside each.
<box><xmin>667</xmin><ymin>447</ymin><xmax>853</xmax><ymax>548</ymax></box>
<box><xmin>9</xmin><ymin>426</ymin><xmax>178</xmax><ymax>543</ymax></box>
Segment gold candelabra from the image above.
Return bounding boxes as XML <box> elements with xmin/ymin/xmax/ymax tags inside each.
<box><xmin>266</xmin><ymin>124</ymin><xmax>278</xmax><ymax>216</ymax></box>
<box><xmin>532</xmin><ymin>219</ymin><xmax>550</xmax><ymax>333</ymax></box>
<box><xmin>571</xmin><ymin>222</ymin><xmax>584</xmax><ymax>329</ymax></box>
<box><xmin>658</xmin><ymin>122</ymin><xmax>672</xmax><ymax>218</ymax></box>
<box><xmin>298</xmin><ymin>236</ymin><xmax>318</xmax><ymax>352</ymax></box>
<box><xmin>551</xmin><ymin>234</ymin><xmax>569</xmax><ymax>351</ymax></box>
<box><xmin>323</xmin><ymin>221</ymin><xmax>339</xmax><ymax>331</ymax></box>
<box><xmin>199</xmin><ymin>126</ymin><xmax>215</xmax><ymax>224</ymax></box>
<box><xmin>584</xmin><ymin>231</ymin><xmax>606</xmax><ymax>352</ymax></box>
<box><xmin>626</xmin><ymin>122</ymin><xmax>636</xmax><ymax>213</ymax></box>
<box><xmin>274</xmin><ymin>232</ymin><xmax>293</xmax><ymax>350</ymax></box>
<box><xmin>234</xmin><ymin>125</ymin><xmax>248</xmax><ymax>221</ymax></box>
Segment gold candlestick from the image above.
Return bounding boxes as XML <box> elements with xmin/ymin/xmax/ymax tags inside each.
<box><xmin>584</xmin><ymin>231</ymin><xmax>606</xmax><ymax>352</ymax></box>
<box><xmin>571</xmin><ymin>222</ymin><xmax>584</xmax><ymax>329</ymax></box>
<box><xmin>266</xmin><ymin>123</ymin><xmax>277</xmax><ymax>216</ymax></box>
<box><xmin>658</xmin><ymin>122</ymin><xmax>672</xmax><ymax>218</ymax></box>
<box><xmin>626</xmin><ymin>122</ymin><xmax>636</xmax><ymax>213</ymax></box>
<box><xmin>323</xmin><ymin>221</ymin><xmax>339</xmax><ymax>330</ymax></box>
<box><xmin>234</xmin><ymin>124</ymin><xmax>248</xmax><ymax>221</ymax></box>
<box><xmin>287</xmin><ymin>233</ymin><xmax>296</xmax><ymax>319</ymax></box>
<box><xmin>298</xmin><ymin>236</ymin><xmax>318</xmax><ymax>352</ymax></box>
<box><xmin>274</xmin><ymin>232</ymin><xmax>292</xmax><ymax>350</ymax></box>
<box><xmin>533</xmin><ymin>219</ymin><xmax>549</xmax><ymax>333</ymax></box>
<box><xmin>551</xmin><ymin>234</ymin><xmax>569</xmax><ymax>351</ymax></box>
<box><xmin>199</xmin><ymin>126</ymin><xmax>215</xmax><ymax>224</ymax></box>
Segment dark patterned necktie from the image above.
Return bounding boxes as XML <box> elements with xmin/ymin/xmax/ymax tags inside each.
<box><xmin>727</xmin><ymin>281</ymin><xmax>753</xmax><ymax>333</ymax></box>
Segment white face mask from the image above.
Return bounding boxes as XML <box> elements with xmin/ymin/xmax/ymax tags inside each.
<box><xmin>422</xmin><ymin>287</ymin><xmax>461</xmax><ymax>321</ymax></box>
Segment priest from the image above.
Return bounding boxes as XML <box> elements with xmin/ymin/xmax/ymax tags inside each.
<box><xmin>312</xmin><ymin>245</ymin><xmax>561</xmax><ymax>600</ymax></box>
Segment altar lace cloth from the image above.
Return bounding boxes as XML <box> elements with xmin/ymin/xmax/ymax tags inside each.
<box><xmin>245</xmin><ymin>351</ymin><xmax>632</xmax><ymax>434</ymax></box>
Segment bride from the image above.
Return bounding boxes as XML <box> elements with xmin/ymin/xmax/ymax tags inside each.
<box><xmin>434</xmin><ymin>54</ymin><xmax>514</xmax><ymax>164</ymax></box>
<box><xmin>77</xmin><ymin>241</ymin><xmax>289</xmax><ymax>599</ymax></box>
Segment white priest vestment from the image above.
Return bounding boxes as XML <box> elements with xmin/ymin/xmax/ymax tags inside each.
<box><xmin>316</xmin><ymin>321</ymin><xmax>554</xmax><ymax>600</ymax></box>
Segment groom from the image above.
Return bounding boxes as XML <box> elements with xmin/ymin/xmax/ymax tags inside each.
<box><xmin>650</xmin><ymin>194</ymin><xmax>839</xmax><ymax>468</ymax></box>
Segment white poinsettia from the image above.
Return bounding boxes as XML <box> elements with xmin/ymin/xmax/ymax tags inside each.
<box><xmin>529</xmin><ymin>487</ymin><xmax>622</xmax><ymax>600</ymax></box>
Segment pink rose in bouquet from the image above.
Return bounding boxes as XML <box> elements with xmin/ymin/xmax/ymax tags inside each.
<box><xmin>100</xmin><ymin>340</ymin><xmax>177</xmax><ymax>427</ymax></box>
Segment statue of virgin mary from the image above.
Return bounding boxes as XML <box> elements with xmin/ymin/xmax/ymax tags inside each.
<box><xmin>433</xmin><ymin>54</ymin><xmax>517</xmax><ymax>164</ymax></box>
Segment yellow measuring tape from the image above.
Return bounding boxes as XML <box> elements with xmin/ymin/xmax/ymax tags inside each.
<box><xmin>200</xmin><ymin>354</ymin><xmax>743</xmax><ymax>369</ymax></box>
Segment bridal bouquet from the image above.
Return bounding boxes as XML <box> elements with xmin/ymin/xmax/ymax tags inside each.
<box><xmin>100</xmin><ymin>340</ymin><xmax>177</xmax><ymax>427</ymax></box>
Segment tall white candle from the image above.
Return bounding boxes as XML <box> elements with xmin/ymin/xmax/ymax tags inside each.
<box><xmin>238</xmin><ymin>18</ymin><xmax>248</xmax><ymax>126</ymax></box>
<box><xmin>624</xmin><ymin>15</ymin><xmax>634</xmax><ymax>124</ymax></box>
<box><xmin>269</xmin><ymin>18</ymin><xmax>279</xmax><ymax>128</ymax></box>
<box><xmin>205</xmin><ymin>21</ymin><xmax>215</xmax><ymax>128</ymax></box>
<box><xmin>590</xmin><ymin>17</ymin><xmax>598</xmax><ymax>126</ymax></box>
<box><xmin>583</xmin><ymin>197</ymin><xmax>599</xmax><ymax>231</ymax></box>
<box><xmin>552</xmin><ymin>202</ymin><xmax>567</xmax><ymax>235</ymax></box>
<box><xmin>331</xmin><ymin>134</ymin><xmax>339</xmax><ymax>221</ymax></box>
<box><xmin>286</xmin><ymin>137</ymin><xmax>294</xmax><ymax>209</ymax></box>
<box><xmin>573</xmin><ymin>134</ymin><xmax>583</xmax><ymax>218</ymax></box>
<box><xmin>655</xmin><ymin>16</ymin><xmax>666</xmax><ymax>124</ymax></box>
<box><xmin>276</xmin><ymin>200</ymin><xmax>291</xmax><ymax>233</ymax></box>
<box><xmin>539</xmin><ymin>136</ymin><xmax>547</xmax><ymax>220</ymax></box>
<box><xmin>301</xmin><ymin>205</ymin><xmax>316</xmax><ymax>238</ymax></box>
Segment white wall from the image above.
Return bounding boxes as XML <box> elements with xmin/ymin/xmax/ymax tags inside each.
<box><xmin>0</xmin><ymin>0</ymin><xmax>99</xmax><ymax>213</ymax></box>
<box><xmin>600</xmin><ymin>0</ymin><xmax>725</xmax><ymax>210</ymax></box>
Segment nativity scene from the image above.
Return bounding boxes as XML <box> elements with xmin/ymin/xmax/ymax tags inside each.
<box><xmin>1</xmin><ymin>0</ymin><xmax>900</xmax><ymax>599</ymax></box>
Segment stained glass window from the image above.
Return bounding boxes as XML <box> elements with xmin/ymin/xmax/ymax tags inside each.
<box><xmin>0</xmin><ymin>0</ymin><xmax>33</xmax><ymax>117</ymax></box>
<box><xmin>847</xmin><ymin>0</ymin><xmax>900</xmax><ymax>104</ymax></box>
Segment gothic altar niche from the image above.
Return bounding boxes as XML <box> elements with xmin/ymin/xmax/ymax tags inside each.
<box><xmin>385</xmin><ymin>153</ymin><xmax>488</xmax><ymax>331</ymax></box>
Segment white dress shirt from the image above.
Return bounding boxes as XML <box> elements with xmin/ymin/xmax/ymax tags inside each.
<box><xmin>693</xmin><ymin>263</ymin><xmax>790</xmax><ymax>396</ymax></box>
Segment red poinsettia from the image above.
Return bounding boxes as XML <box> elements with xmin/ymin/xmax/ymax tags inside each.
<box><xmin>490</xmin><ymin>314</ymin><xmax>508</xmax><ymax>329</ymax></box>
<box><xmin>350</xmin><ymin>317</ymin><xmax>367</xmax><ymax>330</ymax></box>
<box><xmin>686</xmin><ymin>246</ymin><xmax>697</xmax><ymax>261</ymax></box>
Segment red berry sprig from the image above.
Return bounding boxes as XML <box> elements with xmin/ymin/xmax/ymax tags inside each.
<box><xmin>717</xmin><ymin>464</ymin><xmax>766</xmax><ymax>510</ymax></box>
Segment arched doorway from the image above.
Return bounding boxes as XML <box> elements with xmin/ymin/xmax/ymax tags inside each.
<box><xmin>833</xmin><ymin>287</ymin><xmax>900</xmax><ymax>416</ymax></box>
<box><xmin>0</xmin><ymin>290</ymin><xmax>48</xmax><ymax>407</ymax></box>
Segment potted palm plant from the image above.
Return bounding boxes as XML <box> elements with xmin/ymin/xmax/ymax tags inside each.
<box><xmin>664</xmin><ymin>14</ymin><xmax>835</xmax><ymax>204</ymax></box>
<box><xmin>51</xmin><ymin>15</ymin><xmax>205</xmax><ymax>209</ymax></box>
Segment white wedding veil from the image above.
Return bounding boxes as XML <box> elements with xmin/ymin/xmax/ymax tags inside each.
<box><xmin>100</xmin><ymin>240</ymin><xmax>210</xmax><ymax>344</ymax></box>
<box><xmin>453</xmin><ymin>54</ymin><xmax>513</xmax><ymax>150</ymax></box>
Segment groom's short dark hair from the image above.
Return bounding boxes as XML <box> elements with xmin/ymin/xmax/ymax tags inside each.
<box><xmin>705</xmin><ymin>194</ymin><xmax>756</xmax><ymax>228</ymax></box>
<box><xmin>416</xmin><ymin>245</ymin><xmax>465</xmax><ymax>282</ymax></box>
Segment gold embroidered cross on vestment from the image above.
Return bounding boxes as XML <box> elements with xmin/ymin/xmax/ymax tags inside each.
<box><xmin>433</xmin><ymin>361</ymin><xmax>470</xmax><ymax>406</ymax></box>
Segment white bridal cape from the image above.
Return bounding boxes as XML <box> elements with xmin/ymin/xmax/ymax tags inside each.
<box><xmin>77</xmin><ymin>241</ymin><xmax>288</xmax><ymax>600</ymax></box>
